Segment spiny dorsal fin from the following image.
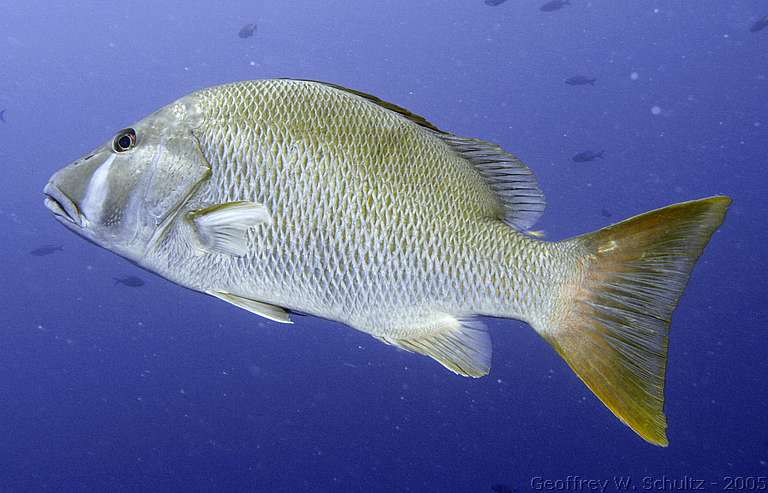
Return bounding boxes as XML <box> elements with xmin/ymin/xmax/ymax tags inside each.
<box><xmin>377</xmin><ymin>316</ymin><xmax>491</xmax><ymax>378</ymax></box>
<box><xmin>288</xmin><ymin>79</ymin><xmax>545</xmax><ymax>230</ymax></box>
<box><xmin>439</xmin><ymin>134</ymin><xmax>546</xmax><ymax>231</ymax></box>
<box><xmin>286</xmin><ymin>79</ymin><xmax>445</xmax><ymax>133</ymax></box>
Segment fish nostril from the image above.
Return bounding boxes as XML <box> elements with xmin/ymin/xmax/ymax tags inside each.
<box><xmin>74</xmin><ymin>154</ymin><xmax>95</xmax><ymax>166</ymax></box>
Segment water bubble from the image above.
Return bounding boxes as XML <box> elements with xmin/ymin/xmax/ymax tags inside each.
<box><xmin>630</xmin><ymin>72</ymin><xmax>639</xmax><ymax>80</ymax></box>
<box><xmin>651</xmin><ymin>106</ymin><xmax>662</xmax><ymax>115</ymax></box>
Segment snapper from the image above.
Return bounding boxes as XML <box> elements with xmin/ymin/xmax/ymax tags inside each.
<box><xmin>43</xmin><ymin>79</ymin><xmax>730</xmax><ymax>445</ymax></box>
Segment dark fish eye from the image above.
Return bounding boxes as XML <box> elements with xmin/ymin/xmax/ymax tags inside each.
<box><xmin>113</xmin><ymin>128</ymin><xmax>137</xmax><ymax>153</ymax></box>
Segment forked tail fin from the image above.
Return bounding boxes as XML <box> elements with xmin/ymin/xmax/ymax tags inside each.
<box><xmin>539</xmin><ymin>196</ymin><xmax>730</xmax><ymax>446</ymax></box>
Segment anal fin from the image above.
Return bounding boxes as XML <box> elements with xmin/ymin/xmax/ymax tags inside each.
<box><xmin>378</xmin><ymin>316</ymin><xmax>491</xmax><ymax>378</ymax></box>
<box><xmin>208</xmin><ymin>290</ymin><xmax>293</xmax><ymax>324</ymax></box>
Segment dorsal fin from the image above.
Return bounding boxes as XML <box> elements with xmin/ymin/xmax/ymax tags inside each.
<box><xmin>285</xmin><ymin>79</ymin><xmax>445</xmax><ymax>133</ymax></box>
<box><xmin>286</xmin><ymin>79</ymin><xmax>545</xmax><ymax>231</ymax></box>
<box><xmin>439</xmin><ymin>134</ymin><xmax>546</xmax><ymax>231</ymax></box>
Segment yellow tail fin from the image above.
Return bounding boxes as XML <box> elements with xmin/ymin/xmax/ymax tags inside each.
<box><xmin>542</xmin><ymin>196</ymin><xmax>731</xmax><ymax>446</ymax></box>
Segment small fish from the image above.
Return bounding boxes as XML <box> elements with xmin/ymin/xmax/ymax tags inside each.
<box><xmin>30</xmin><ymin>244</ymin><xmax>63</xmax><ymax>256</ymax></box>
<box><xmin>45</xmin><ymin>78</ymin><xmax>730</xmax><ymax>446</ymax></box>
<box><xmin>572</xmin><ymin>150</ymin><xmax>605</xmax><ymax>162</ymax></box>
<box><xmin>484</xmin><ymin>0</ymin><xmax>507</xmax><ymax>6</ymax></box>
<box><xmin>565</xmin><ymin>75</ymin><xmax>596</xmax><ymax>86</ymax></box>
<box><xmin>114</xmin><ymin>276</ymin><xmax>145</xmax><ymax>287</ymax></box>
<box><xmin>750</xmin><ymin>16</ymin><xmax>768</xmax><ymax>33</ymax></box>
<box><xmin>540</xmin><ymin>0</ymin><xmax>570</xmax><ymax>12</ymax></box>
<box><xmin>491</xmin><ymin>485</ymin><xmax>515</xmax><ymax>493</ymax></box>
<box><xmin>0</xmin><ymin>109</ymin><xmax>6</xmax><ymax>123</ymax></box>
<box><xmin>600</xmin><ymin>207</ymin><xmax>612</xmax><ymax>218</ymax></box>
<box><xmin>238</xmin><ymin>23</ymin><xmax>257</xmax><ymax>39</ymax></box>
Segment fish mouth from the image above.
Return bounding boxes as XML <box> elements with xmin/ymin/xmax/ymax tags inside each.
<box><xmin>43</xmin><ymin>183</ymin><xmax>83</xmax><ymax>228</ymax></box>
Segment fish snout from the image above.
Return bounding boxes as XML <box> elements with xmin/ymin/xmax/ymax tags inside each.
<box><xmin>43</xmin><ymin>182</ymin><xmax>83</xmax><ymax>228</ymax></box>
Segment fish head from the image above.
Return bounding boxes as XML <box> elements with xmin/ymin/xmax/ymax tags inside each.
<box><xmin>43</xmin><ymin>94</ymin><xmax>211</xmax><ymax>263</ymax></box>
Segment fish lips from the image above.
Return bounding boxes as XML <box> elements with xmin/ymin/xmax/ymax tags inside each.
<box><xmin>43</xmin><ymin>182</ymin><xmax>84</xmax><ymax>229</ymax></box>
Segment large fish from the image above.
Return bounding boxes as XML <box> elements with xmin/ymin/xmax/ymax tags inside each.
<box><xmin>43</xmin><ymin>79</ymin><xmax>730</xmax><ymax>446</ymax></box>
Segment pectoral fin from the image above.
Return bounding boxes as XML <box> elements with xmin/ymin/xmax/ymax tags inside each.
<box><xmin>189</xmin><ymin>201</ymin><xmax>271</xmax><ymax>256</ymax></box>
<box><xmin>377</xmin><ymin>316</ymin><xmax>491</xmax><ymax>378</ymax></box>
<box><xmin>207</xmin><ymin>290</ymin><xmax>293</xmax><ymax>324</ymax></box>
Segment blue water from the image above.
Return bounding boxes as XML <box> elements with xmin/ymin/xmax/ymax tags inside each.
<box><xmin>2</xmin><ymin>1</ymin><xmax>766</xmax><ymax>491</ymax></box>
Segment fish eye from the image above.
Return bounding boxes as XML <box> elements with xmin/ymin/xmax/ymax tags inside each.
<box><xmin>112</xmin><ymin>128</ymin><xmax>137</xmax><ymax>153</ymax></box>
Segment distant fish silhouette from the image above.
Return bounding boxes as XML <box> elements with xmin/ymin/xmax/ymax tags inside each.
<box><xmin>491</xmin><ymin>484</ymin><xmax>516</xmax><ymax>493</ymax></box>
<box><xmin>114</xmin><ymin>275</ymin><xmax>145</xmax><ymax>287</ymax></box>
<box><xmin>484</xmin><ymin>0</ymin><xmax>508</xmax><ymax>6</ymax></box>
<box><xmin>750</xmin><ymin>16</ymin><xmax>768</xmax><ymax>33</ymax></box>
<box><xmin>238</xmin><ymin>23</ymin><xmax>257</xmax><ymax>39</ymax></box>
<box><xmin>565</xmin><ymin>75</ymin><xmax>596</xmax><ymax>86</ymax></box>
<box><xmin>540</xmin><ymin>0</ymin><xmax>570</xmax><ymax>12</ymax></box>
<box><xmin>572</xmin><ymin>150</ymin><xmax>605</xmax><ymax>162</ymax></box>
<box><xmin>0</xmin><ymin>109</ymin><xmax>6</xmax><ymax>123</ymax></box>
<box><xmin>30</xmin><ymin>244</ymin><xmax>63</xmax><ymax>256</ymax></box>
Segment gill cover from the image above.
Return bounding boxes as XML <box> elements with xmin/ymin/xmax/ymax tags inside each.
<box><xmin>137</xmin><ymin>96</ymin><xmax>211</xmax><ymax>249</ymax></box>
<box><xmin>48</xmin><ymin>94</ymin><xmax>212</xmax><ymax>261</ymax></box>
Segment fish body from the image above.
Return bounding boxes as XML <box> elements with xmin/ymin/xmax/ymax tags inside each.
<box><xmin>238</xmin><ymin>23</ymin><xmax>257</xmax><ymax>39</ymax></box>
<box><xmin>114</xmin><ymin>276</ymin><xmax>145</xmax><ymax>287</ymax></box>
<box><xmin>540</xmin><ymin>0</ymin><xmax>570</xmax><ymax>12</ymax></box>
<box><xmin>572</xmin><ymin>149</ymin><xmax>604</xmax><ymax>162</ymax></box>
<box><xmin>484</xmin><ymin>0</ymin><xmax>507</xmax><ymax>6</ymax></box>
<box><xmin>750</xmin><ymin>16</ymin><xmax>768</xmax><ymax>32</ymax></box>
<box><xmin>30</xmin><ymin>244</ymin><xmax>63</xmax><ymax>256</ymax></box>
<box><xmin>44</xmin><ymin>79</ymin><xmax>730</xmax><ymax>446</ymax></box>
<box><xmin>0</xmin><ymin>109</ymin><xmax>6</xmax><ymax>123</ymax></box>
<box><xmin>565</xmin><ymin>75</ymin><xmax>596</xmax><ymax>86</ymax></box>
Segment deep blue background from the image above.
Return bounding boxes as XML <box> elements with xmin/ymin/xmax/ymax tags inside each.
<box><xmin>1</xmin><ymin>1</ymin><xmax>766</xmax><ymax>491</ymax></box>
